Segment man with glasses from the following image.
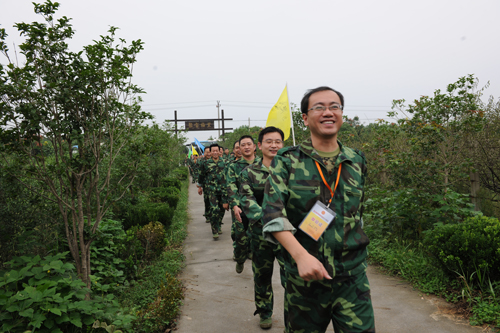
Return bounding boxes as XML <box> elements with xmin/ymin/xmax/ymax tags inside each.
<box><xmin>261</xmin><ymin>87</ymin><xmax>375</xmax><ymax>332</ymax></box>
<box><xmin>238</xmin><ymin>126</ymin><xmax>287</xmax><ymax>330</ymax></box>
<box><xmin>227</xmin><ymin>135</ymin><xmax>260</xmax><ymax>273</ymax></box>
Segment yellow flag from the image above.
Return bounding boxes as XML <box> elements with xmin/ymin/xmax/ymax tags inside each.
<box><xmin>191</xmin><ymin>145</ymin><xmax>199</xmax><ymax>156</ymax></box>
<box><xmin>266</xmin><ymin>86</ymin><xmax>290</xmax><ymax>140</ymax></box>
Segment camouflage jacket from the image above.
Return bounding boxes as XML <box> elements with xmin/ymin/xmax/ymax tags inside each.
<box><xmin>261</xmin><ymin>138</ymin><xmax>369</xmax><ymax>278</ymax></box>
<box><xmin>198</xmin><ymin>158</ymin><xmax>228</xmax><ymax>201</ymax></box>
<box><xmin>226</xmin><ymin>157</ymin><xmax>261</xmax><ymax>209</ymax></box>
<box><xmin>191</xmin><ymin>159</ymin><xmax>200</xmax><ymax>182</ymax></box>
<box><xmin>239</xmin><ymin>161</ymin><xmax>270</xmax><ymax>231</ymax></box>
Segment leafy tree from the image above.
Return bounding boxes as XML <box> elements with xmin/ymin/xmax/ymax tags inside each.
<box><xmin>388</xmin><ymin>75</ymin><xmax>484</xmax><ymax>193</ymax></box>
<box><xmin>219</xmin><ymin>125</ymin><xmax>261</xmax><ymax>150</ymax></box>
<box><xmin>471</xmin><ymin>96</ymin><xmax>500</xmax><ymax>208</ymax></box>
<box><xmin>0</xmin><ymin>1</ymin><xmax>151</xmax><ymax>289</ymax></box>
<box><xmin>116</xmin><ymin>121</ymin><xmax>186</xmax><ymax>192</ymax></box>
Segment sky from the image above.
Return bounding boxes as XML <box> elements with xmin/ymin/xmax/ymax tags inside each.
<box><xmin>1</xmin><ymin>0</ymin><xmax>499</xmax><ymax>144</ymax></box>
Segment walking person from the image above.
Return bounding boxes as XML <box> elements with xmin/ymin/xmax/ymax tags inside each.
<box><xmin>261</xmin><ymin>87</ymin><xmax>375</xmax><ymax>333</ymax></box>
<box><xmin>227</xmin><ymin>135</ymin><xmax>260</xmax><ymax>271</ymax></box>
<box><xmin>238</xmin><ymin>126</ymin><xmax>287</xmax><ymax>330</ymax></box>
<box><xmin>198</xmin><ymin>144</ymin><xmax>229</xmax><ymax>237</ymax></box>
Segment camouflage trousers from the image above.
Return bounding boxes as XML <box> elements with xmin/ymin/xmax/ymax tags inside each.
<box><xmin>233</xmin><ymin>209</ymin><xmax>250</xmax><ymax>264</ymax></box>
<box><xmin>203</xmin><ymin>192</ymin><xmax>210</xmax><ymax>219</ymax></box>
<box><xmin>284</xmin><ymin>268</ymin><xmax>375</xmax><ymax>333</ymax></box>
<box><xmin>250</xmin><ymin>225</ymin><xmax>287</xmax><ymax>320</ymax></box>
<box><xmin>207</xmin><ymin>192</ymin><xmax>225</xmax><ymax>235</ymax></box>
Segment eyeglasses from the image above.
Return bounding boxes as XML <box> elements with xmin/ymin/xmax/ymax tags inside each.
<box><xmin>308</xmin><ymin>104</ymin><xmax>343</xmax><ymax>113</ymax></box>
<box><xmin>263</xmin><ymin>139</ymin><xmax>283</xmax><ymax>145</ymax></box>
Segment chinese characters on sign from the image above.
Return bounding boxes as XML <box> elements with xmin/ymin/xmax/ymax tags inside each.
<box><xmin>185</xmin><ymin>120</ymin><xmax>215</xmax><ymax>131</ymax></box>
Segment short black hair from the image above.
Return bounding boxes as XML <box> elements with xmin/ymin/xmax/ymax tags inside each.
<box><xmin>301</xmin><ymin>86</ymin><xmax>344</xmax><ymax>114</ymax></box>
<box><xmin>239</xmin><ymin>135</ymin><xmax>254</xmax><ymax>145</ymax></box>
<box><xmin>233</xmin><ymin>140</ymin><xmax>239</xmax><ymax>149</ymax></box>
<box><xmin>209</xmin><ymin>143</ymin><xmax>220</xmax><ymax>151</ymax></box>
<box><xmin>258</xmin><ymin>126</ymin><xmax>284</xmax><ymax>143</ymax></box>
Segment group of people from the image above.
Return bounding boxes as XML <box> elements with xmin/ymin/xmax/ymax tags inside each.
<box><xmin>185</xmin><ymin>86</ymin><xmax>375</xmax><ymax>333</ymax></box>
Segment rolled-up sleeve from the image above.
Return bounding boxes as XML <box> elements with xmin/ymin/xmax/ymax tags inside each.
<box><xmin>263</xmin><ymin>217</ymin><xmax>296</xmax><ymax>243</ymax></box>
<box><xmin>262</xmin><ymin>155</ymin><xmax>292</xmax><ymax>243</ymax></box>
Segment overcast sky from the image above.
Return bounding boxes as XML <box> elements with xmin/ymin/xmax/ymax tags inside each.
<box><xmin>2</xmin><ymin>0</ymin><xmax>499</xmax><ymax>143</ymax></box>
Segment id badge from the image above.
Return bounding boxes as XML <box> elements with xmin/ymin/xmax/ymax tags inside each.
<box><xmin>298</xmin><ymin>201</ymin><xmax>336</xmax><ymax>241</ymax></box>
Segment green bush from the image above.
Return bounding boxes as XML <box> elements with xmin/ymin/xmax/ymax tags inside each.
<box><xmin>364</xmin><ymin>187</ymin><xmax>478</xmax><ymax>241</ymax></box>
<box><xmin>470</xmin><ymin>300</ymin><xmax>500</xmax><ymax>328</ymax></box>
<box><xmin>136</xmin><ymin>222</ymin><xmax>166</xmax><ymax>261</ymax></box>
<box><xmin>0</xmin><ymin>252</ymin><xmax>135</xmax><ymax>332</ymax></box>
<box><xmin>148</xmin><ymin>186</ymin><xmax>180</xmax><ymax>208</ymax></box>
<box><xmin>122</xmin><ymin>202</ymin><xmax>174</xmax><ymax>231</ymax></box>
<box><xmin>171</xmin><ymin>167</ymin><xmax>188</xmax><ymax>181</ymax></box>
<box><xmin>90</xmin><ymin>219</ymin><xmax>127</xmax><ymax>291</ymax></box>
<box><xmin>119</xmin><ymin>225</ymin><xmax>145</xmax><ymax>278</ymax></box>
<box><xmin>366</xmin><ymin>238</ymin><xmax>451</xmax><ymax>295</ymax></box>
<box><xmin>134</xmin><ymin>272</ymin><xmax>184</xmax><ymax>332</ymax></box>
<box><xmin>160</xmin><ymin>176</ymin><xmax>181</xmax><ymax>191</ymax></box>
<box><xmin>424</xmin><ymin>215</ymin><xmax>500</xmax><ymax>283</ymax></box>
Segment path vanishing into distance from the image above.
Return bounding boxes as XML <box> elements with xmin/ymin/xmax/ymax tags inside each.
<box><xmin>176</xmin><ymin>179</ymin><xmax>489</xmax><ymax>333</ymax></box>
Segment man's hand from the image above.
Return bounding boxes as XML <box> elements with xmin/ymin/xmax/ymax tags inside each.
<box><xmin>233</xmin><ymin>206</ymin><xmax>243</xmax><ymax>222</ymax></box>
<box><xmin>272</xmin><ymin>230</ymin><xmax>332</xmax><ymax>282</ymax></box>
<box><xmin>223</xmin><ymin>203</ymin><xmax>229</xmax><ymax>211</ymax></box>
<box><xmin>197</xmin><ymin>187</ymin><xmax>203</xmax><ymax>196</ymax></box>
<box><xmin>295</xmin><ymin>252</ymin><xmax>332</xmax><ymax>282</ymax></box>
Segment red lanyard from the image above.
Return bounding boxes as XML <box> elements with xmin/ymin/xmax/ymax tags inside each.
<box><xmin>315</xmin><ymin>161</ymin><xmax>342</xmax><ymax>209</ymax></box>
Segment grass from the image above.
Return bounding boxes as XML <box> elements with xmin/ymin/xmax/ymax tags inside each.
<box><xmin>367</xmin><ymin>236</ymin><xmax>500</xmax><ymax>331</ymax></box>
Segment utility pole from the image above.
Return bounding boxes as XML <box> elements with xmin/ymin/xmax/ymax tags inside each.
<box><xmin>216</xmin><ymin>100</ymin><xmax>221</xmax><ymax>139</ymax></box>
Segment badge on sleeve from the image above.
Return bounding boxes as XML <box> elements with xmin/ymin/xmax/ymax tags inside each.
<box><xmin>298</xmin><ymin>201</ymin><xmax>336</xmax><ymax>241</ymax></box>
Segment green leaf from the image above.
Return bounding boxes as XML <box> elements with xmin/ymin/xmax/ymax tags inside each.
<box><xmin>5</xmin><ymin>270</ymin><xmax>20</xmax><ymax>284</ymax></box>
<box><xmin>31</xmin><ymin>266</ymin><xmax>43</xmax><ymax>275</ymax></box>
<box><xmin>6</xmin><ymin>304</ymin><xmax>20</xmax><ymax>312</ymax></box>
<box><xmin>44</xmin><ymin>317</ymin><xmax>54</xmax><ymax>329</ymax></box>
<box><xmin>42</xmin><ymin>287</ymin><xmax>56</xmax><ymax>298</ymax></box>
<box><xmin>19</xmin><ymin>308</ymin><xmax>34</xmax><ymax>318</ymax></box>
<box><xmin>55</xmin><ymin>313</ymin><xmax>70</xmax><ymax>324</ymax></box>
<box><xmin>69</xmin><ymin>311</ymin><xmax>82</xmax><ymax>328</ymax></box>
<box><xmin>49</xmin><ymin>308</ymin><xmax>62</xmax><ymax>316</ymax></box>
<box><xmin>83</xmin><ymin>315</ymin><xmax>95</xmax><ymax>325</ymax></box>
<box><xmin>0</xmin><ymin>312</ymin><xmax>13</xmax><ymax>321</ymax></box>
<box><xmin>29</xmin><ymin>311</ymin><xmax>46</xmax><ymax>329</ymax></box>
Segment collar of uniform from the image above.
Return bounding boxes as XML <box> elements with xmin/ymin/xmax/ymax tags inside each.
<box><xmin>237</xmin><ymin>156</ymin><xmax>261</xmax><ymax>165</ymax></box>
<box><xmin>251</xmin><ymin>159</ymin><xmax>268</xmax><ymax>172</ymax></box>
<box><xmin>299</xmin><ymin>137</ymin><xmax>353</xmax><ymax>168</ymax></box>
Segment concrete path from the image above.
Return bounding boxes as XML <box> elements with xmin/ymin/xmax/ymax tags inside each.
<box><xmin>176</xmin><ymin>181</ymin><xmax>488</xmax><ymax>332</ymax></box>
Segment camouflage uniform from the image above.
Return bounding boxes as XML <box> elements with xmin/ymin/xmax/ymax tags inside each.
<box><xmin>191</xmin><ymin>158</ymin><xmax>200</xmax><ymax>183</ymax></box>
<box><xmin>262</xmin><ymin>138</ymin><xmax>375</xmax><ymax>333</ymax></box>
<box><xmin>197</xmin><ymin>156</ymin><xmax>211</xmax><ymax>220</ymax></box>
<box><xmin>239</xmin><ymin>161</ymin><xmax>286</xmax><ymax>321</ymax></box>
<box><xmin>226</xmin><ymin>157</ymin><xmax>261</xmax><ymax>263</ymax></box>
<box><xmin>198</xmin><ymin>158</ymin><xmax>228</xmax><ymax>235</ymax></box>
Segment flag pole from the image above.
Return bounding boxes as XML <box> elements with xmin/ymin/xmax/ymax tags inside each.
<box><xmin>286</xmin><ymin>84</ymin><xmax>296</xmax><ymax>146</ymax></box>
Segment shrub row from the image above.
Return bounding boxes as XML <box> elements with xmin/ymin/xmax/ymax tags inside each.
<box><xmin>424</xmin><ymin>215</ymin><xmax>500</xmax><ymax>283</ymax></box>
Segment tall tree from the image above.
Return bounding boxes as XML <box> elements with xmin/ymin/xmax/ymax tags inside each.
<box><xmin>0</xmin><ymin>1</ymin><xmax>151</xmax><ymax>289</ymax></box>
<box><xmin>389</xmin><ymin>75</ymin><xmax>484</xmax><ymax>193</ymax></box>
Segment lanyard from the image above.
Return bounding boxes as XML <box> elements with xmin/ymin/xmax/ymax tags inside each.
<box><xmin>314</xmin><ymin>161</ymin><xmax>342</xmax><ymax>209</ymax></box>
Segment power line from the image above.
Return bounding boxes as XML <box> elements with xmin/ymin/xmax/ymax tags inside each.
<box><xmin>142</xmin><ymin>104</ymin><xmax>213</xmax><ymax>111</ymax></box>
<box><xmin>141</xmin><ymin>101</ymin><xmax>215</xmax><ymax>106</ymax></box>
